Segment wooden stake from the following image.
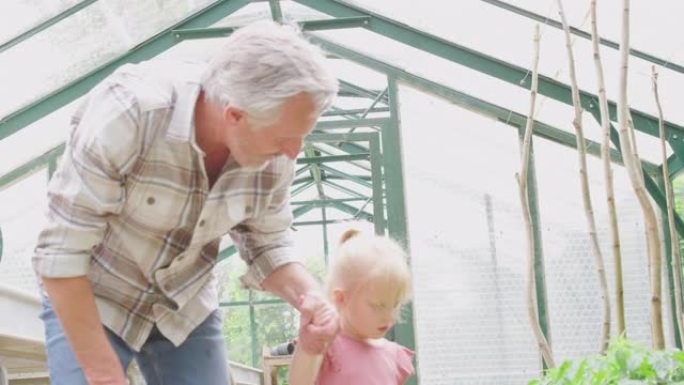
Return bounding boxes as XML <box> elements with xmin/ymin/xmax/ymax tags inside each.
<box><xmin>591</xmin><ymin>0</ymin><xmax>626</xmax><ymax>338</ymax></box>
<box><xmin>652</xmin><ymin>66</ymin><xmax>684</xmax><ymax>347</ymax></box>
<box><xmin>556</xmin><ymin>0</ymin><xmax>611</xmax><ymax>353</ymax></box>
<box><xmin>617</xmin><ymin>0</ymin><xmax>665</xmax><ymax>349</ymax></box>
<box><xmin>517</xmin><ymin>24</ymin><xmax>556</xmax><ymax>369</ymax></box>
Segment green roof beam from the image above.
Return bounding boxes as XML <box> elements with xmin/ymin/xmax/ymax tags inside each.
<box><xmin>172</xmin><ymin>16</ymin><xmax>372</xmax><ymax>39</ymax></box>
<box><xmin>0</xmin><ymin>0</ymin><xmax>99</xmax><ymax>54</ymax></box>
<box><xmin>310</xmin><ymin>36</ymin><xmax>658</xmax><ymax>173</ymax></box>
<box><xmin>0</xmin><ymin>143</ymin><xmax>65</xmax><ymax>189</ymax></box>
<box><xmin>0</xmin><ymin>0</ymin><xmax>251</xmax><ymax>141</ymax></box>
<box><xmin>480</xmin><ymin>0</ymin><xmax>684</xmax><ymax>75</ymax></box>
<box><xmin>268</xmin><ymin>0</ymin><xmax>283</xmax><ymax>22</ymax></box>
<box><xmin>296</xmin><ymin>153</ymin><xmax>370</xmax><ymax>165</ymax></box>
<box><xmin>294</xmin><ymin>0</ymin><xmax>684</xmax><ymax>140</ymax></box>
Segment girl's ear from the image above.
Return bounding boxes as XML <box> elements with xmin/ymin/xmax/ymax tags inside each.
<box><xmin>332</xmin><ymin>289</ymin><xmax>345</xmax><ymax>307</ymax></box>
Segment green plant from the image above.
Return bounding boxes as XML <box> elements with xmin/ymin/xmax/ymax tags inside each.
<box><xmin>527</xmin><ymin>338</ymin><xmax>684</xmax><ymax>385</ymax></box>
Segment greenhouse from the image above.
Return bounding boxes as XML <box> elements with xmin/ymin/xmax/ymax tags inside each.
<box><xmin>1</xmin><ymin>0</ymin><xmax>684</xmax><ymax>384</ymax></box>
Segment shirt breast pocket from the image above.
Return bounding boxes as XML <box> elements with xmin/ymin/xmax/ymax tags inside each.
<box><xmin>123</xmin><ymin>182</ymin><xmax>186</xmax><ymax>232</ymax></box>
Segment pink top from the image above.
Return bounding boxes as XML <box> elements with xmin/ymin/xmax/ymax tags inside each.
<box><xmin>315</xmin><ymin>333</ymin><xmax>415</xmax><ymax>385</ymax></box>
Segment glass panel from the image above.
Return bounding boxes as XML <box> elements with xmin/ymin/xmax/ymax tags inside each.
<box><xmin>0</xmin><ymin>172</ymin><xmax>48</xmax><ymax>294</ymax></box>
<box><xmin>217</xmin><ymin>244</ymin><xmax>249</xmax><ymax>303</ymax></box>
<box><xmin>100</xmin><ymin>0</ymin><xmax>214</xmax><ymax>45</ymax></box>
<box><xmin>400</xmin><ymin>85</ymin><xmax>539</xmax><ymax>384</ymax></box>
<box><xmin>340</xmin><ymin>0</ymin><xmax>684</xmax><ymax>74</ymax></box>
<box><xmin>213</xmin><ymin>0</ymin><xmax>327</xmax><ymax>26</ymax></box>
<box><xmin>0</xmin><ymin>0</ymin><xmax>83</xmax><ymax>43</ymax></box>
<box><xmin>308</xmin><ymin>0</ymin><xmax>684</xmax><ymax>149</ymax></box>
<box><xmin>534</xmin><ymin>135</ymin><xmax>666</xmax><ymax>360</ymax></box>
<box><xmin>221</xmin><ymin>306</ymin><xmax>253</xmax><ymax>365</ymax></box>
<box><xmin>0</xmin><ymin>4</ymin><xmax>128</xmax><ymax>118</ymax></box>
<box><xmin>0</xmin><ymin>100</ymin><xmax>78</xmax><ymax>177</ymax></box>
<box><xmin>0</xmin><ymin>0</ymin><xmax>221</xmax><ymax>119</ymax></box>
<box><xmin>312</xmin><ymin>23</ymin><xmax>680</xmax><ymax>166</ymax></box>
<box><xmin>632</xmin><ymin>128</ymin><xmax>673</xmax><ymax>164</ymax></box>
<box><xmin>312</xmin><ymin>27</ymin><xmax>583</xmax><ymax>138</ymax></box>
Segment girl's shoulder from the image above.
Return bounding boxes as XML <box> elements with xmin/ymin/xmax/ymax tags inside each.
<box><xmin>331</xmin><ymin>336</ymin><xmax>414</xmax><ymax>370</ymax></box>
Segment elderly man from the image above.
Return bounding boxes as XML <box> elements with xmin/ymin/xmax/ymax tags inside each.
<box><xmin>33</xmin><ymin>21</ymin><xmax>339</xmax><ymax>385</ymax></box>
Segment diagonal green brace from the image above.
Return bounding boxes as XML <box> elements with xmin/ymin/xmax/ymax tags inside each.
<box><xmin>292</xmin><ymin>0</ymin><xmax>684</xmax><ymax>141</ymax></box>
<box><xmin>588</xmin><ymin>109</ymin><xmax>684</xmax><ymax>237</ymax></box>
<box><xmin>0</xmin><ymin>0</ymin><xmax>251</xmax><ymax>141</ymax></box>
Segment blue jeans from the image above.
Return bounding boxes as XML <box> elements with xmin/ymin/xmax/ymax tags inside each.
<box><xmin>40</xmin><ymin>296</ymin><xmax>231</xmax><ymax>385</ymax></box>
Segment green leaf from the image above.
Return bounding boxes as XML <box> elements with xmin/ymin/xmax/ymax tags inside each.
<box><xmin>526</xmin><ymin>339</ymin><xmax>684</xmax><ymax>385</ymax></box>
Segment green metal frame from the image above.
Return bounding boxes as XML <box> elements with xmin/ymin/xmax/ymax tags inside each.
<box><xmin>0</xmin><ymin>0</ymin><xmax>252</xmax><ymax>141</ymax></box>
<box><xmin>479</xmin><ymin>0</ymin><xmax>684</xmax><ymax>75</ymax></box>
<box><xmin>308</xmin><ymin>36</ymin><xmax>660</xmax><ymax>174</ymax></box>
<box><xmin>323</xmin><ymin>106</ymin><xmax>390</xmax><ymax>117</ymax></box>
<box><xmin>518</xmin><ymin>126</ymin><xmax>552</xmax><ymax>369</ymax></box>
<box><xmin>339</xmin><ymin>79</ymin><xmax>390</xmax><ymax>104</ymax></box>
<box><xmin>667</xmin><ymin>136</ymin><xmax>684</xmax><ymax>177</ymax></box>
<box><xmin>659</xmin><ymin>177</ymin><xmax>683</xmax><ymax>349</ymax></box>
<box><xmin>268</xmin><ymin>0</ymin><xmax>283</xmax><ymax>22</ymax></box>
<box><xmin>172</xmin><ymin>16</ymin><xmax>371</xmax><ymax>39</ymax></box>
<box><xmin>587</xmin><ymin>109</ymin><xmax>684</xmax><ymax>237</ymax></box>
<box><xmin>0</xmin><ymin>0</ymin><xmax>100</xmax><ymax>54</ymax></box>
<box><xmin>0</xmin><ymin>144</ymin><xmax>65</xmax><ymax>189</ymax></box>
<box><xmin>4</xmin><ymin>0</ymin><xmax>684</xmax><ymax>379</ymax></box>
<box><xmin>216</xmin><ymin>131</ymin><xmax>387</xmax><ymax>366</ymax></box>
<box><xmin>292</xmin><ymin>0</ymin><xmax>684</xmax><ymax>141</ymax></box>
<box><xmin>384</xmin><ymin>80</ymin><xmax>415</xmax><ymax>367</ymax></box>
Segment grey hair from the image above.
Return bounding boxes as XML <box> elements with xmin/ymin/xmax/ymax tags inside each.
<box><xmin>201</xmin><ymin>20</ymin><xmax>338</xmax><ymax>128</ymax></box>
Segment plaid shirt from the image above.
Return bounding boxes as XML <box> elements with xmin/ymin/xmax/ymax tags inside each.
<box><xmin>33</xmin><ymin>60</ymin><xmax>297</xmax><ymax>350</ymax></box>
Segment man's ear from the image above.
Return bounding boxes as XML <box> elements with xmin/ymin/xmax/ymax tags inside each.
<box><xmin>224</xmin><ymin>105</ymin><xmax>245</xmax><ymax>125</ymax></box>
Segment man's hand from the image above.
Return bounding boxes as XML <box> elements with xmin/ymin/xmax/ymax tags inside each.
<box><xmin>260</xmin><ymin>264</ymin><xmax>340</xmax><ymax>353</ymax></box>
<box><xmin>42</xmin><ymin>277</ymin><xmax>128</xmax><ymax>385</ymax></box>
<box><xmin>297</xmin><ymin>293</ymin><xmax>339</xmax><ymax>354</ymax></box>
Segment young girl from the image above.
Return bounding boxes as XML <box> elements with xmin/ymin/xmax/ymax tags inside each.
<box><xmin>289</xmin><ymin>229</ymin><xmax>415</xmax><ymax>385</ymax></box>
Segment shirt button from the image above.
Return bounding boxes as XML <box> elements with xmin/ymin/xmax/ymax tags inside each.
<box><xmin>245</xmin><ymin>206</ymin><xmax>253</xmax><ymax>214</ymax></box>
<box><xmin>146</xmin><ymin>196</ymin><xmax>155</xmax><ymax>205</ymax></box>
<box><xmin>198</xmin><ymin>219</ymin><xmax>205</xmax><ymax>227</ymax></box>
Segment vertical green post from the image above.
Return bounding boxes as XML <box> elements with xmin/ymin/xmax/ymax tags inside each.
<box><xmin>268</xmin><ymin>0</ymin><xmax>283</xmax><ymax>22</ymax></box>
<box><xmin>48</xmin><ymin>157</ymin><xmax>58</xmax><ymax>181</ymax></box>
<box><xmin>322</xmin><ymin>204</ymin><xmax>330</xmax><ymax>264</ymax></box>
<box><xmin>249</xmin><ymin>290</ymin><xmax>259</xmax><ymax>367</ymax></box>
<box><xmin>518</xmin><ymin>127</ymin><xmax>551</xmax><ymax>370</ymax></box>
<box><xmin>658</xmin><ymin>176</ymin><xmax>683</xmax><ymax>349</ymax></box>
<box><xmin>369</xmin><ymin>132</ymin><xmax>386</xmax><ymax>236</ymax></box>
<box><xmin>385</xmin><ymin>77</ymin><xmax>417</xmax><ymax>385</ymax></box>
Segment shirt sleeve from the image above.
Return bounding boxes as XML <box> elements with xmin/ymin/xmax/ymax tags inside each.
<box><xmin>32</xmin><ymin>79</ymin><xmax>142</xmax><ymax>278</ymax></box>
<box><xmin>395</xmin><ymin>344</ymin><xmax>415</xmax><ymax>384</ymax></box>
<box><xmin>231</xmin><ymin>160</ymin><xmax>298</xmax><ymax>289</ymax></box>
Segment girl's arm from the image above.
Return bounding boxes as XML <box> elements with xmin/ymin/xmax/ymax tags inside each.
<box><xmin>288</xmin><ymin>293</ymin><xmax>337</xmax><ymax>385</ymax></box>
<box><xmin>287</xmin><ymin>348</ymin><xmax>323</xmax><ymax>385</ymax></box>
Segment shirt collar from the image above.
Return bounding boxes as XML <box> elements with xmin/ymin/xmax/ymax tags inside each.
<box><xmin>165</xmin><ymin>82</ymin><xmax>201</xmax><ymax>143</ymax></box>
<box><xmin>165</xmin><ymin>61</ymin><xmax>206</xmax><ymax>143</ymax></box>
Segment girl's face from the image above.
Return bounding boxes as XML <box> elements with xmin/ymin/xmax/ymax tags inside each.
<box><xmin>336</xmin><ymin>279</ymin><xmax>402</xmax><ymax>340</ymax></box>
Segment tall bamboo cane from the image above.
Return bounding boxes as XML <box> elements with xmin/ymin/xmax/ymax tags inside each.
<box><xmin>517</xmin><ymin>25</ymin><xmax>556</xmax><ymax>368</ymax></box>
<box><xmin>556</xmin><ymin>0</ymin><xmax>611</xmax><ymax>353</ymax></box>
<box><xmin>617</xmin><ymin>0</ymin><xmax>665</xmax><ymax>349</ymax></box>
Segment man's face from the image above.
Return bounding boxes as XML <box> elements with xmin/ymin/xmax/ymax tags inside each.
<box><xmin>223</xmin><ymin>93</ymin><xmax>317</xmax><ymax>168</ymax></box>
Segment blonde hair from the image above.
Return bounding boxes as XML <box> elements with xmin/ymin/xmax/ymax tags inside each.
<box><xmin>326</xmin><ymin>229</ymin><xmax>412</xmax><ymax>309</ymax></box>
